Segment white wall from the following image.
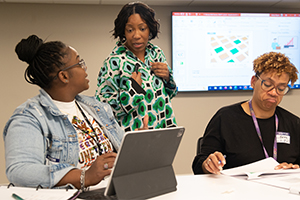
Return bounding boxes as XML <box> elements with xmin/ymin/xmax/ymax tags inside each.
<box><xmin>0</xmin><ymin>3</ymin><xmax>299</xmax><ymax>184</ymax></box>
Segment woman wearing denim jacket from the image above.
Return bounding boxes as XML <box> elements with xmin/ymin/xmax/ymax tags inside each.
<box><xmin>3</xmin><ymin>35</ymin><xmax>146</xmax><ymax>190</ymax></box>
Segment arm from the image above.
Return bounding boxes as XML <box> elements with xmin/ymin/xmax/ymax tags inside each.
<box><xmin>56</xmin><ymin>153</ymin><xmax>117</xmax><ymax>189</ymax></box>
<box><xmin>150</xmin><ymin>49</ymin><xmax>177</xmax><ymax>99</ymax></box>
<box><xmin>4</xmin><ymin>112</ymin><xmax>74</xmax><ymax>188</ymax></box>
<box><xmin>192</xmin><ymin>112</ymin><xmax>225</xmax><ymax>174</ymax></box>
<box><xmin>95</xmin><ymin>58</ymin><xmax>146</xmax><ymax>120</ymax></box>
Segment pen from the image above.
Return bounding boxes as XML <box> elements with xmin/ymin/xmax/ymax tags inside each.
<box><xmin>218</xmin><ymin>155</ymin><xmax>226</xmax><ymax>165</ymax></box>
<box><xmin>12</xmin><ymin>193</ymin><xmax>24</xmax><ymax>200</ymax></box>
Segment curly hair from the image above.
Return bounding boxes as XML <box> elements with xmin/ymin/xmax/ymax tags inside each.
<box><xmin>253</xmin><ymin>52</ymin><xmax>298</xmax><ymax>85</ymax></box>
<box><xmin>112</xmin><ymin>2</ymin><xmax>160</xmax><ymax>42</ymax></box>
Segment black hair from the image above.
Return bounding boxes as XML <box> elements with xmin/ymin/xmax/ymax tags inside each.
<box><xmin>15</xmin><ymin>35</ymin><xmax>67</xmax><ymax>89</ymax></box>
<box><xmin>112</xmin><ymin>2</ymin><xmax>160</xmax><ymax>42</ymax></box>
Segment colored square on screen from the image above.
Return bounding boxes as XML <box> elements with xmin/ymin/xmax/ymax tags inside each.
<box><xmin>215</xmin><ymin>47</ymin><xmax>224</xmax><ymax>53</ymax></box>
<box><xmin>234</xmin><ymin>39</ymin><xmax>241</xmax><ymax>44</ymax></box>
<box><xmin>230</xmin><ymin>48</ymin><xmax>239</xmax><ymax>55</ymax></box>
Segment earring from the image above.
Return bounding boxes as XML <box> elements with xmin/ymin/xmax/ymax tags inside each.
<box><xmin>65</xmin><ymin>80</ymin><xmax>69</xmax><ymax>83</ymax></box>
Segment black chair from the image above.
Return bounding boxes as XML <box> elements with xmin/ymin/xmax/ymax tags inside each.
<box><xmin>196</xmin><ymin>137</ymin><xmax>203</xmax><ymax>155</ymax></box>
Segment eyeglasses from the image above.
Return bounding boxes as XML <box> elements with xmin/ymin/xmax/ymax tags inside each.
<box><xmin>256</xmin><ymin>75</ymin><xmax>290</xmax><ymax>96</ymax></box>
<box><xmin>53</xmin><ymin>59</ymin><xmax>87</xmax><ymax>80</ymax></box>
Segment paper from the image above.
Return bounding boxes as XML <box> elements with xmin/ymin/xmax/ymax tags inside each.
<box><xmin>221</xmin><ymin>157</ymin><xmax>300</xmax><ymax>180</ymax></box>
<box><xmin>0</xmin><ymin>185</ymin><xmax>78</xmax><ymax>200</ymax></box>
<box><xmin>252</xmin><ymin>173</ymin><xmax>300</xmax><ymax>190</ymax></box>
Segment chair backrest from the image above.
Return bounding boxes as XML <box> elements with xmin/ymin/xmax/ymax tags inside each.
<box><xmin>196</xmin><ymin>137</ymin><xmax>203</xmax><ymax>155</ymax></box>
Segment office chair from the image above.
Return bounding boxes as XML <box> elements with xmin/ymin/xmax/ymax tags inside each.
<box><xmin>196</xmin><ymin>137</ymin><xmax>203</xmax><ymax>155</ymax></box>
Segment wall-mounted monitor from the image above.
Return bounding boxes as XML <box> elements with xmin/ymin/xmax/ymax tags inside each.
<box><xmin>172</xmin><ymin>12</ymin><xmax>300</xmax><ymax>92</ymax></box>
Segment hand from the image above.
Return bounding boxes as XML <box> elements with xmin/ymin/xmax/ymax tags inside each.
<box><xmin>135</xmin><ymin>115</ymin><xmax>149</xmax><ymax>131</ymax></box>
<box><xmin>131</xmin><ymin>71</ymin><xmax>142</xmax><ymax>86</ymax></box>
<box><xmin>150</xmin><ymin>62</ymin><xmax>170</xmax><ymax>82</ymax></box>
<box><xmin>85</xmin><ymin>152</ymin><xmax>117</xmax><ymax>187</ymax></box>
<box><xmin>202</xmin><ymin>151</ymin><xmax>226</xmax><ymax>175</ymax></box>
<box><xmin>274</xmin><ymin>162</ymin><xmax>299</xmax><ymax>170</ymax></box>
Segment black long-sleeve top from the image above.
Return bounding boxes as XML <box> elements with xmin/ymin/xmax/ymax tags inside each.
<box><xmin>192</xmin><ymin>101</ymin><xmax>300</xmax><ymax>174</ymax></box>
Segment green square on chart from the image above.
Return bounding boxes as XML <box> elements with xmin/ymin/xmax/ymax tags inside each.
<box><xmin>234</xmin><ymin>39</ymin><xmax>241</xmax><ymax>44</ymax></box>
<box><xmin>215</xmin><ymin>47</ymin><xmax>224</xmax><ymax>53</ymax></box>
<box><xmin>230</xmin><ymin>48</ymin><xmax>239</xmax><ymax>55</ymax></box>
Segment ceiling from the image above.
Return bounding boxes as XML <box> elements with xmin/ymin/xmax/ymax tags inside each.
<box><xmin>0</xmin><ymin>0</ymin><xmax>300</xmax><ymax>8</ymax></box>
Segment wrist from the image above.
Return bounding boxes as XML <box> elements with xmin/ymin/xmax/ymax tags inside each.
<box><xmin>80</xmin><ymin>169</ymin><xmax>88</xmax><ymax>192</ymax></box>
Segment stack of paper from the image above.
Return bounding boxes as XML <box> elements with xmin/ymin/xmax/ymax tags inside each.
<box><xmin>221</xmin><ymin>157</ymin><xmax>300</xmax><ymax>180</ymax></box>
<box><xmin>221</xmin><ymin>157</ymin><xmax>300</xmax><ymax>194</ymax></box>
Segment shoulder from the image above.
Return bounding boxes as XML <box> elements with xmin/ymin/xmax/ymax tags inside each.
<box><xmin>12</xmin><ymin>94</ymin><xmax>44</xmax><ymax>116</ymax></box>
<box><xmin>3</xmin><ymin>95</ymin><xmax>46</xmax><ymax>136</ymax></box>
<box><xmin>216</xmin><ymin>101</ymin><xmax>246</xmax><ymax>116</ymax></box>
<box><xmin>147</xmin><ymin>42</ymin><xmax>162</xmax><ymax>52</ymax></box>
<box><xmin>206</xmin><ymin>101</ymin><xmax>248</xmax><ymax>128</ymax></box>
<box><xmin>276</xmin><ymin>106</ymin><xmax>300</xmax><ymax>122</ymax></box>
<box><xmin>105</xmin><ymin>43</ymin><xmax>127</xmax><ymax>59</ymax></box>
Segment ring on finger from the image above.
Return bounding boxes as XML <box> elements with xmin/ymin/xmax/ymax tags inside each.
<box><xmin>104</xmin><ymin>163</ymin><xmax>109</xmax><ymax>170</ymax></box>
<box><xmin>207</xmin><ymin>159</ymin><xmax>211</xmax><ymax>165</ymax></box>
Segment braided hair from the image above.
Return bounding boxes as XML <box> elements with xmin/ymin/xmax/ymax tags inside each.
<box><xmin>15</xmin><ymin>35</ymin><xmax>68</xmax><ymax>89</ymax></box>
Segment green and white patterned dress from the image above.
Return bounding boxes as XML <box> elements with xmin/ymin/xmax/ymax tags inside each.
<box><xmin>95</xmin><ymin>42</ymin><xmax>177</xmax><ymax>132</ymax></box>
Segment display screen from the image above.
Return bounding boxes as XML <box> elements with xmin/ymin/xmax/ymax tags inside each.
<box><xmin>172</xmin><ymin>12</ymin><xmax>300</xmax><ymax>92</ymax></box>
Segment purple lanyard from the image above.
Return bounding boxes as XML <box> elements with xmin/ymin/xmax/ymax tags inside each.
<box><xmin>248</xmin><ymin>99</ymin><xmax>278</xmax><ymax>160</ymax></box>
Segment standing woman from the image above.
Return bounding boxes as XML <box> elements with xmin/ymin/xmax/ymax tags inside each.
<box><xmin>95</xmin><ymin>2</ymin><xmax>178</xmax><ymax>132</ymax></box>
<box><xmin>4</xmin><ymin>35</ymin><xmax>124</xmax><ymax>190</ymax></box>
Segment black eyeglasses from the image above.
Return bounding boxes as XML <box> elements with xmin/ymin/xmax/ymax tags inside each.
<box><xmin>256</xmin><ymin>75</ymin><xmax>290</xmax><ymax>96</ymax></box>
<box><xmin>53</xmin><ymin>59</ymin><xmax>87</xmax><ymax>80</ymax></box>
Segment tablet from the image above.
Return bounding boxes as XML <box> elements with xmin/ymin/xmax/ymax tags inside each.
<box><xmin>104</xmin><ymin>126</ymin><xmax>185</xmax><ymax>199</ymax></box>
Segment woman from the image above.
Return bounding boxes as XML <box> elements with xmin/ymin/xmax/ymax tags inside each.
<box><xmin>95</xmin><ymin>2</ymin><xmax>178</xmax><ymax>132</ymax></box>
<box><xmin>192</xmin><ymin>52</ymin><xmax>300</xmax><ymax>175</ymax></box>
<box><xmin>4</xmin><ymin>35</ymin><xmax>124</xmax><ymax>190</ymax></box>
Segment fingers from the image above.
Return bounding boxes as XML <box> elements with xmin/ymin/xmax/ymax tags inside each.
<box><xmin>101</xmin><ymin>152</ymin><xmax>117</xmax><ymax>169</ymax></box>
<box><xmin>85</xmin><ymin>153</ymin><xmax>117</xmax><ymax>186</ymax></box>
<box><xmin>275</xmin><ymin>162</ymin><xmax>299</xmax><ymax>170</ymax></box>
<box><xmin>134</xmin><ymin>115</ymin><xmax>149</xmax><ymax>131</ymax></box>
<box><xmin>142</xmin><ymin>115</ymin><xmax>148</xmax><ymax>129</ymax></box>
<box><xmin>131</xmin><ymin>71</ymin><xmax>142</xmax><ymax>86</ymax></box>
<box><xmin>131</xmin><ymin>71</ymin><xmax>137</xmax><ymax>79</ymax></box>
<box><xmin>204</xmin><ymin>152</ymin><xmax>226</xmax><ymax>175</ymax></box>
<box><xmin>150</xmin><ymin>62</ymin><xmax>170</xmax><ymax>81</ymax></box>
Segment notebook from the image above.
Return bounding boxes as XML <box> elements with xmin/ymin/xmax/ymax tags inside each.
<box><xmin>104</xmin><ymin>126</ymin><xmax>185</xmax><ymax>199</ymax></box>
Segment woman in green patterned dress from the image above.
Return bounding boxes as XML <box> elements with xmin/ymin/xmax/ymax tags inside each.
<box><xmin>95</xmin><ymin>2</ymin><xmax>178</xmax><ymax>132</ymax></box>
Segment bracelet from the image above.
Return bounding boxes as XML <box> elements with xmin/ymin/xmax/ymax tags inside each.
<box><xmin>80</xmin><ymin>169</ymin><xmax>87</xmax><ymax>192</ymax></box>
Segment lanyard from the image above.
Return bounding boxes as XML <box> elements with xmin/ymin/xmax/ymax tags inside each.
<box><xmin>75</xmin><ymin>101</ymin><xmax>104</xmax><ymax>155</ymax></box>
<box><xmin>248</xmin><ymin>99</ymin><xmax>278</xmax><ymax>160</ymax></box>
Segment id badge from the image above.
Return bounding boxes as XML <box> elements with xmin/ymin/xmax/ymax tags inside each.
<box><xmin>276</xmin><ymin>132</ymin><xmax>290</xmax><ymax>144</ymax></box>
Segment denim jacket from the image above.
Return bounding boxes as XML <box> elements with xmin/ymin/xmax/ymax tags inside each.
<box><xmin>3</xmin><ymin>89</ymin><xmax>124</xmax><ymax>188</ymax></box>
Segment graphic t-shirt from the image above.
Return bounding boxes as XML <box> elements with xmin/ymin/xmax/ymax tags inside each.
<box><xmin>53</xmin><ymin>99</ymin><xmax>114</xmax><ymax>169</ymax></box>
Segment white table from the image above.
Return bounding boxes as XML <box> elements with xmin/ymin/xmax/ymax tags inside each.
<box><xmin>151</xmin><ymin>174</ymin><xmax>300</xmax><ymax>200</ymax></box>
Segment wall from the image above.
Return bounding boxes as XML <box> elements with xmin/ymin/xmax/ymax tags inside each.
<box><xmin>0</xmin><ymin>3</ymin><xmax>299</xmax><ymax>184</ymax></box>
